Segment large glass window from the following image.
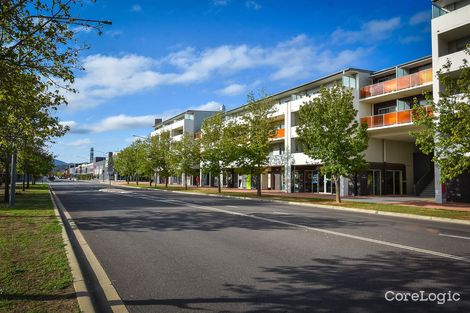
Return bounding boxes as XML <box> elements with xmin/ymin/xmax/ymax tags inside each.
<box><xmin>367</xmin><ymin>170</ymin><xmax>381</xmax><ymax>195</ymax></box>
<box><xmin>342</xmin><ymin>75</ymin><xmax>356</xmax><ymax>89</ymax></box>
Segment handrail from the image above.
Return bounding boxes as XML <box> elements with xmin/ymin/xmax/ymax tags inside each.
<box><xmin>414</xmin><ymin>167</ymin><xmax>434</xmax><ymax>196</ymax></box>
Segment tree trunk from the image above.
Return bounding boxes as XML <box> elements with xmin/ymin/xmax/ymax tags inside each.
<box><xmin>165</xmin><ymin>177</ymin><xmax>168</xmax><ymax>188</ymax></box>
<box><xmin>335</xmin><ymin>176</ymin><xmax>341</xmax><ymax>203</ymax></box>
<box><xmin>26</xmin><ymin>173</ymin><xmax>30</xmax><ymax>189</ymax></box>
<box><xmin>22</xmin><ymin>173</ymin><xmax>25</xmax><ymax>191</ymax></box>
<box><xmin>256</xmin><ymin>172</ymin><xmax>261</xmax><ymax>197</ymax></box>
<box><xmin>126</xmin><ymin>176</ymin><xmax>129</xmax><ymax>184</ymax></box>
<box><xmin>218</xmin><ymin>178</ymin><xmax>221</xmax><ymax>193</ymax></box>
<box><xmin>184</xmin><ymin>173</ymin><xmax>188</xmax><ymax>190</ymax></box>
<box><xmin>3</xmin><ymin>159</ymin><xmax>10</xmax><ymax>203</ymax></box>
<box><xmin>136</xmin><ymin>175</ymin><xmax>139</xmax><ymax>185</ymax></box>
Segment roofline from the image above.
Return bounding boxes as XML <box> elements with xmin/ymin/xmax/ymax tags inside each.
<box><xmin>370</xmin><ymin>55</ymin><xmax>432</xmax><ymax>77</ymax></box>
<box><xmin>226</xmin><ymin>67</ymin><xmax>372</xmax><ymax>115</ymax></box>
<box><xmin>154</xmin><ymin>110</ymin><xmax>220</xmax><ymax>129</ymax></box>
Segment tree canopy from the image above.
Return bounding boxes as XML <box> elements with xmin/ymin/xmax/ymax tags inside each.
<box><xmin>297</xmin><ymin>83</ymin><xmax>368</xmax><ymax>203</ymax></box>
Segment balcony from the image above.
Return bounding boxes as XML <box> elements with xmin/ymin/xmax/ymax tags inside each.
<box><xmin>360</xmin><ymin>106</ymin><xmax>432</xmax><ymax>129</ymax></box>
<box><xmin>269</xmin><ymin>128</ymin><xmax>285</xmax><ymax>140</ymax></box>
<box><xmin>360</xmin><ymin>68</ymin><xmax>433</xmax><ymax>100</ymax></box>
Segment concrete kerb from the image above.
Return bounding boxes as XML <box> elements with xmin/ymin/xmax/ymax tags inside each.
<box><xmin>50</xmin><ymin>189</ymin><xmax>95</xmax><ymax>313</ymax></box>
<box><xmin>109</xmin><ymin>183</ymin><xmax>470</xmax><ymax>226</ymax></box>
<box><xmin>50</xmin><ymin>187</ymin><xmax>129</xmax><ymax>313</ymax></box>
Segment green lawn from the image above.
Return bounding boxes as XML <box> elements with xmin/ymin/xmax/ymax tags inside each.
<box><xmin>0</xmin><ymin>184</ymin><xmax>79</xmax><ymax>313</ymax></box>
<box><xmin>120</xmin><ymin>182</ymin><xmax>470</xmax><ymax>221</ymax></box>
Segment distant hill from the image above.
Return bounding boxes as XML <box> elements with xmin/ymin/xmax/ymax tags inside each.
<box><xmin>53</xmin><ymin>159</ymin><xmax>70</xmax><ymax>171</ymax></box>
<box><xmin>54</xmin><ymin>159</ymin><xmax>67</xmax><ymax>167</ymax></box>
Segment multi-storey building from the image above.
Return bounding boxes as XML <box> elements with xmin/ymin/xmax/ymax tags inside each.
<box><xmin>142</xmin><ymin>0</ymin><xmax>469</xmax><ymax>202</ymax></box>
<box><xmin>223</xmin><ymin>68</ymin><xmax>371</xmax><ymax>196</ymax></box>
<box><xmin>151</xmin><ymin>109</ymin><xmax>221</xmax><ymax>185</ymax></box>
<box><xmin>432</xmin><ymin>0</ymin><xmax>470</xmax><ymax>202</ymax></box>
<box><xmin>222</xmin><ymin>58</ymin><xmax>435</xmax><ymax>198</ymax></box>
<box><xmin>358</xmin><ymin>56</ymin><xmax>434</xmax><ymax>198</ymax></box>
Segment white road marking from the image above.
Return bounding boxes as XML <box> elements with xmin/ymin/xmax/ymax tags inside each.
<box><xmin>440</xmin><ymin>233</ymin><xmax>470</xmax><ymax>240</ymax></box>
<box><xmin>227</xmin><ymin>205</ymin><xmax>239</xmax><ymax>208</ymax></box>
<box><xmin>117</xmin><ymin>192</ymin><xmax>470</xmax><ymax>263</ymax></box>
<box><xmin>272</xmin><ymin>211</ymin><xmax>289</xmax><ymax>215</ymax></box>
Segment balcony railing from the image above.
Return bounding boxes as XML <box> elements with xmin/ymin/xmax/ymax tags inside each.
<box><xmin>360</xmin><ymin>106</ymin><xmax>432</xmax><ymax>129</ymax></box>
<box><xmin>269</xmin><ymin>128</ymin><xmax>285</xmax><ymax>139</ymax></box>
<box><xmin>360</xmin><ymin>68</ymin><xmax>433</xmax><ymax>99</ymax></box>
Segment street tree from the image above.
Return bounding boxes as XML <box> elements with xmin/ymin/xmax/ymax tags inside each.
<box><xmin>0</xmin><ymin>0</ymin><xmax>109</xmax><ymax>205</ymax></box>
<box><xmin>114</xmin><ymin>146</ymin><xmax>138</xmax><ymax>184</ymax></box>
<box><xmin>297</xmin><ymin>83</ymin><xmax>368</xmax><ymax>203</ymax></box>
<box><xmin>200</xmin><ymin>112</ymin><xmax>240</xmax><ymax>193</ymax></box>
<box><xmin>148</xmin><ymin>131</ymin><xmax>173</xmax><ymax>188</ymax></box>
<box><xmin>133</xmin><ymin>139</ymin><xmax>149</xmax><ymax>185</ymax></box>
<box><xmin>412</xmin><ymin>47</ymin><xmax>470</xmax><ymax>182</ymax></box>
<box><xmin>236</xmin><ymin>91</ymin><xmax>275</xmax><ymax>196</ymax></box>
<box><xmin>171</xmin><ymin>132</ymin><xmax>200</xmax><ymax>190</ymax></box>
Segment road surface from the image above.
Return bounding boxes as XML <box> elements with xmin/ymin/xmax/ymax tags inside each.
<box><xmin>52</xmin><ymin>181</ymin><xmax>470</xmax><ymax>313</ymax></box>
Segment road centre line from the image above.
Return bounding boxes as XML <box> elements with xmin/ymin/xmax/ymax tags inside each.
<box><xmin>439</xmin><ymin>233</ymin><xmax>470</xmax><ymax>240</ymax></box>
<box><xmin>116</xmin><ymin>191</ymin><xmax>470</xmax><ymax>263</ymax></box>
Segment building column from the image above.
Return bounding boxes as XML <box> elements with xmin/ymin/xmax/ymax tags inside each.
<box><xmin>284</xmin><ymin>165</ymin><xmax>292</xmax><ymax>193</ymax></box>
<box><xmin>434</xmin><ymin>165</ymin><xmax>446</xmax><ymax>204</ymax></box>
<box><xmin>340</xmin><ymin>176</ymin><xmax>348</xmax><ymax>197</ymax></box>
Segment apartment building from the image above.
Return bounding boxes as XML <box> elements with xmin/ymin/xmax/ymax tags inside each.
<box><xmin>432</xmin><ymin>0</ymin><xmax>470</xmax><ymax>202</ymax></box>
<box><xmin>142</xmin><ymin>0</ymin><xmax>469</xmax><ymax>202</ymax></box>
<box><xmin>223</xmin><ymin>68</ymin><xmax>371</xmax><ymax>196</ymax></box>
<box><xmin>151</xmin><ymin>109</ymin><xmax>221</xmax><ymax>185</ymax></box>
<box><xmin>220</xmin><ymin>57</ymin><xmax>436</xmax><ymax>198</ymax></box>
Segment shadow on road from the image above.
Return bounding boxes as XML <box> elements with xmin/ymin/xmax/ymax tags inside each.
<box><xmin>123</xmin><ymin>251</ymin><xmax>470</xmax><ymax>313</ymax></box>
<box><xmin>72</xmin><ymin>208</ymin><xmax>379</xmax><ymax>233</ymax></box>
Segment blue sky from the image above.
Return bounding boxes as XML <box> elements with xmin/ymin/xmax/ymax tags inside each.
<box><xmin>53</xmin><ymin>0</ymin><xmax>432</xmax><ymax>163</ymax></box>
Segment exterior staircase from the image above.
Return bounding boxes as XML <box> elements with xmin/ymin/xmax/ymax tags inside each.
<box><xmin>419</xmin><ymin>180</ymin><xmax>435</xmax><ymax>198</ymax></box>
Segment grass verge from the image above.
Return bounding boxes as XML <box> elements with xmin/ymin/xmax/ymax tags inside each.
<box><xmin>117</xmin><ymin>182</ymin><xmax>470</xmax><ymax>221</ymax></box>
<box><xmin>0</xmin><ymin>184</ymin><xmax>79</xmax><ymax>313</ymax></box>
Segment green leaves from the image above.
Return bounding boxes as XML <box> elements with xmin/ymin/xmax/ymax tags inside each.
<box><xmin>412</xmin><ymin>47</ymin><xmax>470</xmax><ymax>182</ymax></box>
<box><xmin>297</xmin><ymin>83</ymin><xmax>368</xmax><ymax>202</ymax></box>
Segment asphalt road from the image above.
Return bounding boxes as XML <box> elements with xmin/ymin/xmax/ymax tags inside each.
<box><xmin>52</xmin><ymin>181</ymin><xmax>470</xmax><ymax>313</ymax></box>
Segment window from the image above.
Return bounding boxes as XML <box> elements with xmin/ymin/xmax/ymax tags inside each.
<box><xmin>184</xmin><ymin>113</ymin><xmax>194</xmax><ymax>120</ymax></box>
<box><xmin>342</xmin><ymin>75</ymin><xmax>356</xmax><ymax>88</ymax></box>
<box><xmin>291</xmin><ymin>138</ymin><xmax>304</xmax><ymax>153</ymax></box>
<box><xmin>291</xmin><ymin>112</ymin><xmax>299</xmax><ymax>126</ymax></box>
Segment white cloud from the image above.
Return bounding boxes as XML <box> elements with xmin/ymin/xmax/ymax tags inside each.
<box><xmin>65</xmin><ymin>34</ymin><xmax>370</xmax><ymax>110</ymax></box>
<box><xmin>400</xmin><ymin>35</ymin><xmax>423</xmax><ymax>44</ymax></box>
<box><xmin>332</xmin><ymin>17</ymin><xmax>401</xmax><ymax>44</ymax></box>
<box><xmin>131</xmin><ymin>4</ymin><xmax>142</xmax><ymax>12</ymax></box>
<box><xmin>245</xmin><ymin>1</ymin><xmax>261</xmax><ymax>10</ymax></box>
<box><xmin>64</xmin><ymin>54</ymin><xmax>167</xmax><ymax>110</ymax></box>
<box><xmin>65</xmin><ymin>138</ymin><xmax>92</xmax><ymax>146</ymax></box>
<box><xmin>71</xmin><ymin>25</ymin><xmax>93</xmax><ymax>33</ymax></box>
<box><xmin>62</xmin><ymin>114</ymin><xmax>157</xmax><ymax>134</ymax></box>
<box><xmin>192</xmin><ymin>101</ymin><xmax>223</xmax><ymax>111</ymax></box>
<box><xmin>218</xmin><ymin>83</ymin><xmax>246</xmax><ymax>96</ymax></box>
<box><xmin>410</xmin><ymin>10</ymin><xmax>430</xmax><ymax>25</ymax></box>
<box><xmin>213</xmin><ymin>0</ymin><xmax>230</xmax><ymax>6</ymax></box>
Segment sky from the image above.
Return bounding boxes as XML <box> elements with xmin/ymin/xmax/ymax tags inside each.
<box><xmin>52</xmin><ymin>0</ymin><xmax>432</xmax><ymax>163</ymax></box>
